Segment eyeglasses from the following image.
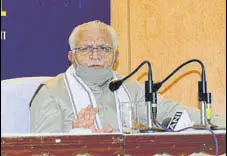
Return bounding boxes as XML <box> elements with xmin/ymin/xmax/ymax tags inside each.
<box><xmin>72</xmin><ymin>45</ymin><xmax>113</xmax><ymax>56</ymax></box>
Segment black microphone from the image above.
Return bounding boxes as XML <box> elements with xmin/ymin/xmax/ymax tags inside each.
<box><xmin>109</xmin><ymin>80</ymin><xmax>123</xmax><ymax>92</ymax></box>
<box><xmin>162</xmin><ymin>118</ymin><xmax>172</xmax><ymax>128</ymax></box>
<box><xmin>152</xmin><ymin>59</ymin><xmax>212</xmax><ymax>126</ymax></box>
<box><xmin>109</xmin><ymin>61</ymin><xmax>152</xmax><ymax>92</ymax></box>
<box><xmin>109</xmin><ymin>61</ymin><xmax>158</xmax><ymax>129</ymax></box>
<box><xmin>162</xmin><ymin>110</ymin><xmax>193</xmax><ymax>131</ymax></box>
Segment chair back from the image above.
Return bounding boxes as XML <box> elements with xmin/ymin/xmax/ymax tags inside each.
<box><xmin>1</xmin><ymin>76</ymin><xmax>53</xmax><ymax>133</ymax></box>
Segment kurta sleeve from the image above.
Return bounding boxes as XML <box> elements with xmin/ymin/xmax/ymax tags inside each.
<box><xmin>30</xmin><ymin>85</ymin><xmax>64</xmax><ymax>133</ymax></box>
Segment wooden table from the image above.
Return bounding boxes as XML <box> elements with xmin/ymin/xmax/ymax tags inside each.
<box><xmin>1</xmin><ymin>130</ymin><xmax>226</xmax><ymax>156</ymax></box>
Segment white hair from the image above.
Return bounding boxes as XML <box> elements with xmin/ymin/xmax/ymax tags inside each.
<box><xmin>68</xmin><ymin>20</ymin><xmax>118</xmax><ymax>51</ymax></box>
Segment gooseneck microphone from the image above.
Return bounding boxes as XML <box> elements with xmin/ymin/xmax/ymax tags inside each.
<box><xmin>153</xmin><ymin>59</ymin><xmax>212</xmax><ymax>126</ymax></box>
<box><xmin>109</xmin><ymin>61</ymin><xmax>157</xmax><ymax>129</ymax></box>
<box><xmin>109</xmin><ymin>61</ymin><xmax>152</xmax><ymax>92</ymax></box>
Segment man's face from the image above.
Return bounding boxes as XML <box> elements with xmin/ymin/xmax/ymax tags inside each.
<box><xmin>70</xmin><ymin>25</ymin><xmax>115</xmax><ymax>68</ymax></box>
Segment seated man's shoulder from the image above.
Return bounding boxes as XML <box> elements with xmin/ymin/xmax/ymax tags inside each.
<box><xmin>29</xmin><ymin>73</ymin><xmax>67</xmax><ymax>107</ymax></box>
<box><xmin>34</xmin><ymin>73</ymin><xmax>67</xmax><ymax>97</ymax></box>
<box><xmin>43</xmin><ymin>73</ymin><xmax>65</xmax><ymax>90</ymax></box>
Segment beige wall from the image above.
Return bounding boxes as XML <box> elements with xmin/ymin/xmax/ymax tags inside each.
<box><xmin>111</xmin><ymin>0</ymin><xmax>226</xmax><ymax>118</ymax></box>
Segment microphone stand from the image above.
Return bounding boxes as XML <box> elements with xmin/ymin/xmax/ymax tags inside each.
<box><xmin>109</xmin><ymin>61</ymin><xmax>160</xmax><ymax>131</ymax></box>
<box><xmin>145</xmin><ymin>65</ymin><xmax>158</xmax><ymax>129</ymax></box>
<box><xmin>153</xmin><ymin>59</ymin><xmax>212</xmax><ymax>127</ymax></box>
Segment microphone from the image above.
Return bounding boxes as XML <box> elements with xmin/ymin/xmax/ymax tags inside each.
<box><xmin>152</xmin><ymin>59</ymin><xmax>212</xmax><ymax>126</ymax></box>
<box><xmin>109</xmin><ymin>61</ymin><xmax>158</xmax><ymax>129</ymax></box>
<box><xmin>163</xmin><ymin>110</ymin><xmax>193</xmax><ymax>131</ymax></box>
<box><xmin>109</xmin><ymin>80</ymin><xmax>123</xmax><ymax>92</ymax></box>
<box><xmin>162</xmin><ymin>118</ymin><xmax>172</xmax><ymax>128</ymax></box>
<box><xmin>109</xmin><ymin>61</ymin><xmax>152</xmax><ymax>92</ymax></box>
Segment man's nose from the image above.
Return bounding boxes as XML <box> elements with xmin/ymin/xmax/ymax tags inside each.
<box><xmin>90</xmin><ymin>50</ymin><xmax>100</xmax><ymax>59</ymax></box>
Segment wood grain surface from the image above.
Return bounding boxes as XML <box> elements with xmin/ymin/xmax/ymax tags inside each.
<box><xmin>111</xmin><ymin>0</ymin><xmax>226</xmax><ymax>118</ymax></box>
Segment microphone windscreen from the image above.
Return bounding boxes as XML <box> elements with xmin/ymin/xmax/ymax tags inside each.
<box><xmin>109</xmin><ymin>80</ymin><xmax>123</xmax><ymax>92</ymax></box>
<box><xmin>162</xmin><ymin>118</ymin><xmax>172</xmax><ymax>127</ymax></box>
<box><xmin>166</xmin><ymin>110</ymin><xmax>193</xmax><ymax>131</ymax></box>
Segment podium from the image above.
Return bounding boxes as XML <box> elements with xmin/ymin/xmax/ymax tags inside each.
<box><xmin>1</xmin><ymin>130</ymin><xmax>226</xmax><ymax>156</ymax></box>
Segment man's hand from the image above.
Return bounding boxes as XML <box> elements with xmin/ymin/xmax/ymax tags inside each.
<box><xmin>72</xmin><ymin>105</ymin><xmax>113</xmax><ymax>133</ymax></box>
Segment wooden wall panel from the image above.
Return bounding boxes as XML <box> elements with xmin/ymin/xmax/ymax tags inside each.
<box><xmin>111</xmin><ymin>0</ymin><xmax>130</xmax><ymax>75</ymax></box>
<box><xmin>111</xmin><ymin>0</ymin><xmax>226</xmax><ymax>118</ymax></box>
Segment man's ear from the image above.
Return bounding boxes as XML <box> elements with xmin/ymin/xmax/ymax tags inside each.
<box><xmin>68</xmin><ymin>51</ymin><xmax>73</xmax><ymax>62</ymax></box>
<box><xmin>114</xmin><ymin>49</ymin><xmax>119</xmax><ymax>64</ymax></box>
<box><xmin>112</xmin><ymin>49</ymin><xmax>119</xmax><ymax>70</ymax></box>
<box><xmin>68</xmin><ymin>51</ymin><xmax>78</xmax><ymax>68</ymax></box>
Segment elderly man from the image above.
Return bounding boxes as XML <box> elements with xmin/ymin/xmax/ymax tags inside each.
<box><xmin>30</xmin><ymin>20</ymin><xmax>225</xmax><ymax>133</ymax></box>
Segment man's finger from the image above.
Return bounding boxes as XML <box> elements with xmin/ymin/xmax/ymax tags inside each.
<box><xmin>88</xmin><ymin>107</ymin><xmax>98</xmax><ymax>120</ymax></box>
<box><xmin>72</xmin><ymin>116</ymin><xmax>79</xmax><ymax>128</ymax></box>
<box><xmin>87</xmin><ymin>120</ymin><xmax>94</xmax><ymax>127</ymax></box>
<box><xmin>79</xmin><ymin>105</ymin><xmax>93</xmax><ymax>120</ymax></box>
<box><xmin>85</xmin><ymin>105</ymin><xmax>92</xmax><ymax>112</ymax></box>
<box><xmin>84</xmin><ymin>113</ymin><xmax>90</xmax><ymax>120</ymax></box>
<box><xmin>79</xmin><ymin>122</ymin><xmax>87</xmax><ymax>128</ymax></box>
<box><xmin>83</xmin><ymin>120</ymin><xmax>94</xmax><ymax>129</ymax></box>
<box><xmin>78</xmin><ymin>108</ymin><xmax>85</xmax><ymax>119</ymax></box>
<box><xmin>86</xmin><ymin>104</ymin><xmax>92</xmax><ymax>110</ymax></box>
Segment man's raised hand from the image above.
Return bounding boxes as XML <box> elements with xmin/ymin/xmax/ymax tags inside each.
<box><xmin>72</xmin><ymin>105</ymin><xmax>113</xmax><ymax>133</ymax></box>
